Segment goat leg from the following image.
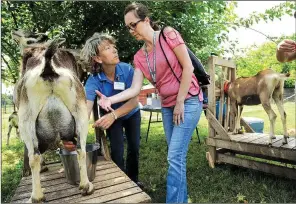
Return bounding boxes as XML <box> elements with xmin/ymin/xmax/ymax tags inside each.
<box><xmin>7</xmin><ymin>125</ymin><xmax>12</xmax><ymax>146</ymax></box>
<box><xmin>27</xmin><ymin>150</ymin><xmax>45</xmax><ymax>203</ymax></box>
<box><xmin>273</xmin><ymin>97</ymin><xmax>289</xmax><ymax>144</ymax></box>
<box><xmin>261</xmin><ymin>100</ymin><xmax>277</xmax><ymax>145</ymax></box>
<box><xmin>73</xmin><ymin>103</ymin><xmax>94</xmax><ymax>196</ymax></box>
<box><xmin>234</xmin><ymin>105</ymin><xmax>243</xmax><ymax>134</ymax></box>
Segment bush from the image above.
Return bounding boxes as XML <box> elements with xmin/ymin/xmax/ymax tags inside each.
<box><xmin>1</xmin><ymin>161</ymin><xmax>23</xmax><ymax>203</ymax></box>
<box><xmin>284</xmin><ymin>78</ymin><xmax>295</xmax><ymax>88</ymax></box>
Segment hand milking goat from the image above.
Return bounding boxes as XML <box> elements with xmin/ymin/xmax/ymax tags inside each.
<box><xmin>13</xmin><ymin>36</ymin><xmax>94</xmax><ymax>202</ymax></box>
<box><xmin>224</xmin><ymin>69</ymin><xmax>290</xmax><ymax>145</ymax></box>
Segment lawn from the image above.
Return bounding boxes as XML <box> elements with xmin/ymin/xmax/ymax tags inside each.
<box><xmin>1</xmin><ymin>102</ymin><xmax>296</xmax><ymax>203</ymax></box>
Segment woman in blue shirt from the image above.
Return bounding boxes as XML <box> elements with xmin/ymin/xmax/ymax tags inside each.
<box><xmin>81</xmin><ymin>33</ymin><xmax>141</xmax><ymax>184</ymax></box>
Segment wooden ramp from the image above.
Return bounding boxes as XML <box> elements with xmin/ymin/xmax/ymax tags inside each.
<box><xmin>11</xmin><ymin>156</ymin><xmax>151</xmax><ymax>203</ymax></box>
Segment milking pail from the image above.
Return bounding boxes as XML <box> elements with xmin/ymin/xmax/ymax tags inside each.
<box><xmin>59</xmin><ymin>143</ymin><xmax>99</xmax><ymax>185</ymax></box>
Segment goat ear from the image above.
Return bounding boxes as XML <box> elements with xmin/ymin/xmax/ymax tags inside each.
<box><xmin>56</xmin><ymin>38</ymin><xmax>66</xmax><ymax>46</ymax></box>
<box><xmin>36</xmin><ymin>33</ymin><xmax>48</xmax><ymax>42</ymax></box>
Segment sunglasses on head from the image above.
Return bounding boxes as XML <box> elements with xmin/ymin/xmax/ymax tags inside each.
<box><xmin>126</xmin><ymin>19</ymin><xmax>143</xmax><ymax>31</ymax></box>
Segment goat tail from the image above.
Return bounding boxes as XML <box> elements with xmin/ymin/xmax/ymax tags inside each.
<box><xmin>45</xmin><ymin>39</ymin><xmax>59</xmax><ymax>60</ymax></box>
<box><xmin>41</xmin><ymin>39</ymin><xmax>60</xmax><ymax>80</ymax></box>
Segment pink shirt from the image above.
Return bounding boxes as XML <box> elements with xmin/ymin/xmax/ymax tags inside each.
<box><xmin>133</xmin><ymin>28</ymin><xmax>203</xmax><ymax>107</ymax></box>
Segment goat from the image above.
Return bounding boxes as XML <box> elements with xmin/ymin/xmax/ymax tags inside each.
<box><xmin>224</xmin><ymin>68</ymin><xmax>290</xmax><ymax>145</ymax></box>
<box><xmin>12</xmin><ymin>31</ymin><xmax>94</xmax><ymax>202</ymax></box>
<box><xmin>7</xmin><ymin>111</ymin><xmax>20</xmax><ymax>146</ymax></box>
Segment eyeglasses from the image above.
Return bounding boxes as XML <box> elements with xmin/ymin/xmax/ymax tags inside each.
<box><xmin>126</xmin><ymin>19</ymin><xmax>143</xmax><ymax>31</ymax></box>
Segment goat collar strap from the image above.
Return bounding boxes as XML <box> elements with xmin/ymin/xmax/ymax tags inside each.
<box><xmin>224</xmin><ymin>81</ymin><xmax>231</xmax><ymax>94</ymax></box>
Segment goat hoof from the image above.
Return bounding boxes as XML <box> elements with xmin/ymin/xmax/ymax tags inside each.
<box><xmin>27</xmin><ymin>195</ymin><xmax>46</xmax><ymax>203</ymax></box>
<box><xmin>80</xmin><ymin>182</ymin><xmax>94</xmax><ymax>196</ymax></box>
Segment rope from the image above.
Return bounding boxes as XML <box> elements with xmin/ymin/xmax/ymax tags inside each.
<box><xmin>283</xmin><ymin>93</ymin><xmax>296</xmax><ymax>102</ymax></box>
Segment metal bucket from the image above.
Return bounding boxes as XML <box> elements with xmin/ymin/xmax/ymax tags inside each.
<box><xmin>59</xmin><ymin>143</ymin><xmax>99</xmax><ymax>185</ymax></box>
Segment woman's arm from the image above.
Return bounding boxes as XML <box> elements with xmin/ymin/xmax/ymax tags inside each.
<box><xmin>93</xmin><ymin>97</ymin><xmax>138</xmax><ymax>130</ymax></box>
<box><xmin>166</xmin><ymin>28</ymin><xmax>194</xmax><ymax>125</ymax></box>
<box><xmin>97</xmin><ymin>68</ymin><xmax>144</xmax><ymax>111</ymax></box>
<box><xmin>87</xmin><ymin>100</ymin><xmax>94</xmax><ymax>119</ymax></box>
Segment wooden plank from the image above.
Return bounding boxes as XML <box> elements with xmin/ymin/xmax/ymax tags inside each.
<box><xmin>229</xmin><ymin>68</ymin><xmax>236</xmax><ymax>131</ymax></box>
<box><xmin>206</xmin><ymin>137</ymin><xmax>296</xmax><ymax>161</ymax></box>
<box><xmin>256</xmin><ymin>136</ymin><xmax>282</xmax><ymax>145</ymax></box>
<box><xmin>12</xmin><ymin>175</ymin><xmax>131</xmax><ymax>201</ymax></box>
<box><xmin>63</xmin><ymin>181</ymin><xmax>137</xmax><ymax>203</ymax></box>
<box><xmin>217</xmin><ymin>153</ymin><xmax>296</xmax><ymax>180</ymax></box>
<box><xmin>230</xmin><ymin>133</ymin><xmax>253</xmax><ymax>142</ymax></box>
<box><xmin>217</xmin><ymin>149</ymin><xmax>296</xmax><ymax>165</ymax></box>
<box><xmin>12</xmin><ymin>170</ymin><xmax>127</xmax><ymax>201</ymax></box>
<box><xmin>281</xmin><ymin>138</ymin><xmax>296</xmax><ymax>149</ymax></box>
<box><xmin>14</xmin><ymin>181</ymin><xmax>136</xmax><ymax>203</ymax></box>
<box><xmin>218</xmin><ymin>67</ymin><xmax>225</xmax><ymax>124</ymax></box>
<box><xmin>213</xmin><ymin>56</ymin><xmax>236</xmax><ymax>69</ymax></box>
<box><xmin>207</xmin><ymin>110</ymin><xmax>230</xmax><ymax>140</ymax></box>
<box><xmin>207</xmin><ymin>56</ymin><xmax>217</xmax><ymax>166</ymax></box>
<box><xmin>249</xmin><ymin>135</ymin><xmax>275</xmax><ymax>145</ymax></box>
<box><xmin>107</xmin><ymin>192</ymin><xmax>151</xmax><ymax>203</ymax></box>
<box><xmin>18</xmin><ymin>166</ymin><xmax>120</xmax><ymax>186</ymax></box>
<box><xmin>78</xmin><ymin>187</ymin><xmax>143</xmax><ymax>203</ymax></box>
<box><xmin>239</xmin><ymin>133</ymin><xmax>265</xmax><ymax>143</ymax></box>
<box><xmin>22</xmin><ymin>162</ymin><xmax>114</xmax><ymax>181</ymax></box>
<box><xmin>224</xmin><ymin>68</ymin><xmax>231</xmax><ymax>130</ymax></box>
<box><xmin>15</xmin><ymin>170</ymin><xmax>125</xmax><ymax>194</ymax></box>
<box><xmin>272</xmin><ymin>136</ymin><xmax>288</xmax><ymax>148</ymax></box>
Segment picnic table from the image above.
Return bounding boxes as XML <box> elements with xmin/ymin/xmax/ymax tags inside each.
<box><xmin>141</xmin><ymin>105</ymin><xmax>201</xmax><ymax>143</ymax></box>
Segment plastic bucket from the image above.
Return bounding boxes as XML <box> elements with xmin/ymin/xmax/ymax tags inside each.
<box><xmin>59</xmin><ymin>143</ymin><xmax>99</xmax><ymax>185</ymax></box>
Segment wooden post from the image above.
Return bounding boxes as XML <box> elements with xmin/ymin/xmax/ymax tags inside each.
<box><xmin>206</xmin><ymin>56</ymin><xmax>217</xmax><ymax>168</ymax></box>
<box><xmin>93</xmin><ymin>97</ymin><xmax>111</xmax><ymax>160</ymax></box>
<box><xmin>229</xmin><ymin>68</ymin><xmax>236</xmax><ymax>131</ymax></box>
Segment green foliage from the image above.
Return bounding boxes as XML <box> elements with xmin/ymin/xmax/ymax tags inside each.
<box><xmin>234</xmin><ymin>34</ymin><xmax>296</xmax><ymax>88</ymax></box>
<box><xmin>1</xmin><ymin>93</ymin><xmax>14</xmax><ymax>105</ymax></box>
<box><xmin>2</xmin><ymin>1</ymin><xmax>293</xmax><ymax>85</ymax></box>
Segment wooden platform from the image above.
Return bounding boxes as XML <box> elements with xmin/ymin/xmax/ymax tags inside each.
<box><xmin>11</xmin><ymin>156</ymin><xmax>151</xmax><ymax>203</ymax></box>
<box><xmin>206</xmin><ymin>133</ymin><xmax>296</xmax><ymax>179</ymax></box>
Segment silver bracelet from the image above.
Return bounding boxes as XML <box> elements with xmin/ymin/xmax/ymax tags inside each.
<box><xmin>110</xmin><ymin>111</ymin><xmax>118</xmax><ymax>120</ymax></box>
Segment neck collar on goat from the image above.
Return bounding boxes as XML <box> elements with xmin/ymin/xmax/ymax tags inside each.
<box><xmin>224</xmin><ymin>81</ymin><xmax>231</xmax><ymax>94</ymax></box>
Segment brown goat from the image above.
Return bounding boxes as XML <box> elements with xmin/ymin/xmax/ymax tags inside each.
<box><xmin>224</xmin><ymin>69</ymin><xmax>290</xmax><ymax>145</ymax></box>
<box><xmin>12</xmin><ymin>30</ymin><xmax>94</xmax><ymax>202</ymax></box>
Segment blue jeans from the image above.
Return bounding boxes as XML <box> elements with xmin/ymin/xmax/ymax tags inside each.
<box><xmin>161</xmin><ymin>96</ymin><xmax>202</xmax><ymax>203</ymax></box>
<box><xmin>106</xmin><ymin>110</ymin><xmax>141</xmax><ymax>182</ymax></box>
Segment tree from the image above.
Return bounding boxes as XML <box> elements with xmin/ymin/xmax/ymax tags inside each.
<box><xmin>1</xmin><ymin>1</ymin><xmax>294</xmax><ymax>85</ymax></box>
<box><xmin>234</xmin><ymin>34</ymin><xmax>296</xmax><ymax>88</ymax></box>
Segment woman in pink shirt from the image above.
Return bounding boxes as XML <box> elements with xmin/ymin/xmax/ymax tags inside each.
<box><xmin>97</xmin><ymin>2</ymin><xmax>203</xmax><ymax>203</ymax></box>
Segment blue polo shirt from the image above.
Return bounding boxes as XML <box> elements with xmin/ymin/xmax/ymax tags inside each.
<box><xmin>85</xmin><ymin>62</ymin><xmax>139</xmax><ymax>120</ymax></box>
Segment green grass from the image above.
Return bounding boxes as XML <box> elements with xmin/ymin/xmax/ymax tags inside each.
<box><xmin>1</xmin><ymin>102</ymin><xmax>296</xmax><ymax>203</ymax></box>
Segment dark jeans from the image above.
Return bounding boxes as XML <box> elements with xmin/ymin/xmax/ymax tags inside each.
<box><xmin>106</xmin><ymin>110</ymin><xmax>141</xmax><ymax>182</ymax></box>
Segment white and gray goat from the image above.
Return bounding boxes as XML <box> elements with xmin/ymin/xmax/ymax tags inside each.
<box><xmin>12</xmin><ymin>30</ymin><xmax>94</xmax><ymax>202</ymax></box>
<box><xmin>224</xmin><ymin>69</ymin><xmax>290</xmax><ymax>145</ymax></box>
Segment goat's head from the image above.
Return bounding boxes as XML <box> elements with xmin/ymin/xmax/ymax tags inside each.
<box><xmin>20</xmin><ymin>38</ymin><xmax>79</xmax><ymax>81</ymax></box>
<box><xmin>11</xmin><ymin>29</ymin><xmax>49</xmax><ymax>55</ymax></box>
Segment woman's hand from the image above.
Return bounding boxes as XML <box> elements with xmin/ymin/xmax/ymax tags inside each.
<box><xmin>277</xmin><ymin>39</ymin><xmax>296</xmax><ymax>53</ymax></box>
<box><xmin>95</xmin><ymin>90</ymin><xmax>114</xmax><ymax>112</ymax></box>
<box><xmin>92</xmin><ymin>113</ymin><xmax>115</xmax><ymax>130</ymax></box>
<box><xmin>62</xmin><ymin>141</ymin><xmax>76</xmax><ymax>152</ymax></box>
<box><xmin>173</xmin><ymin>101</ymin><xmax>185</xmax><ymax>126</ymax></box>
